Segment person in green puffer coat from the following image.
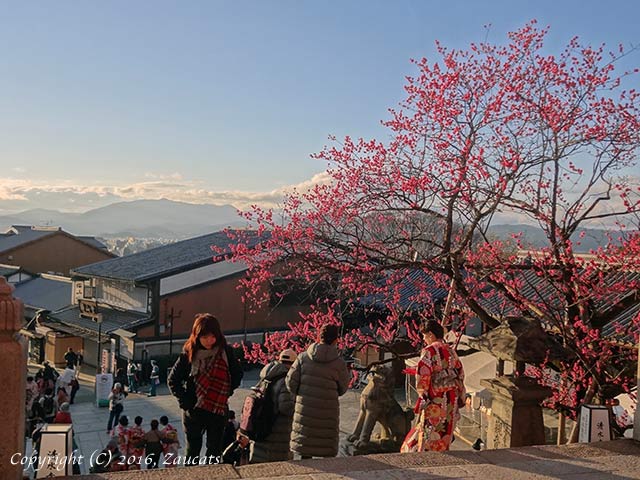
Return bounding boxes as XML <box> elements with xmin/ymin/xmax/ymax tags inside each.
<box><xmin>250</xmin><ymin>349</ymin><xmax>298</xmax><ymax>463</ymax></box>
<box><xmin>286</xmin><ymin>324</ymin><xmax>351</xmax><ymax>458</ymax></box>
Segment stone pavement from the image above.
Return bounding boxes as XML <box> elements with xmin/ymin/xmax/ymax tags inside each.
<box><xmin>70</xmin><ymin>439</ymin><xmax>640</xmax><ymax>479</ymax></box>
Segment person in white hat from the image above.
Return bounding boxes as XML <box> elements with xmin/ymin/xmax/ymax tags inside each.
<box><xmin>245</xmin><ymin>348</ymin><xmax>298</xmax><ymax>463</ymax></box>
<box><xmin>107</xmin><ymin>382</ymin><xmax>125</xmax><ymax>434</ymax></box>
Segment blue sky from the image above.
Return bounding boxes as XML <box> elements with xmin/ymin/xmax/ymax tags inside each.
<box><xmin>0</xmin><ymin>0</ymin><xmax>638</xmax><ymax>213</ymax></box>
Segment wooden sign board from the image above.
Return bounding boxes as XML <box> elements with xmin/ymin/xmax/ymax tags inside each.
<box><xmin>79</xmin><ymin>299</ymin><xmax>101</xmax><ymax>322</ymax></box>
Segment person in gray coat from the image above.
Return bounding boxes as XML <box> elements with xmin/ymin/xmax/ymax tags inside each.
<box><xmin>250</xmin><ymin>348</ymin><xmax>298</xmax><ymax>463</ymax></box>
<box><xmin>286</xmin><ymin>324</ymin><xmax>351</xmax><ymax>458</ymax></box>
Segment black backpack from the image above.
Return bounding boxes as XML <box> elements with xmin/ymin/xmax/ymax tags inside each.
<box><xmin>42</xmin><ymin>396</ymin><xmax>55</xmax><ymax>417</ymax></box>
<box><xmin>239</xmin><ymin>372</ymin><xmax>286</xmax><ymax>441</ymax></box>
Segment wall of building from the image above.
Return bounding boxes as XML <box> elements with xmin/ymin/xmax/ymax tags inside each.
<box><xmin>94</xmin><ymin>278</ymin><xmax>148</xmax><ymax>312</ymax></box>
<box><xmin>1</xmin><ymin>232</ymin><xmax>113</xmax><ymax>276</ymax></box>
<box><xmin>159</xmin><ymin>259</ymin><xmax>247</xmax><ymax>296</ymax></box>
<box><xmin>44</xmin><ymin>332</ymin><xmax>83</xmax><ymax>368</ymax></box>
<box><xmin>156</xmin><ymin>274</ymin><xmax>303</xmax><ymax>339</ymax></box>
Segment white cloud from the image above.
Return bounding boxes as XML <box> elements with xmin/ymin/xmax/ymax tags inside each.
<box><xmin>143</xmin><ymin>172</ymin><xmax>184</xmax><ymax>180</ymax></box>
<box><xmin>3</xmin><ymin>171</ymin><xmax>632</xmax><ymax>229</ymax></box>
<box><xmin>0</xmin><ymin>172</ymin><xmax>332</xmax><ymax>213</ymax></box>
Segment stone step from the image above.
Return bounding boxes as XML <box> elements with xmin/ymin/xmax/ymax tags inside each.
<box><xmin>70</xmin><ymin>439</ymin><xmax>640</xmax><ymax>479</ymax></box>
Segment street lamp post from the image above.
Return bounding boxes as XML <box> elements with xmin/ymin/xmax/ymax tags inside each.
<box><xmin>168</xmin><ymin>320</ymin><xmax>173</xmax><ymax>357</ymax></box>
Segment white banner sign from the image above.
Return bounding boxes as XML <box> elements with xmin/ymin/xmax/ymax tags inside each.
<box><xmin>95</xmin><ymin>373</ymin><xmax>113</xmax><ymax>408</ymax></box>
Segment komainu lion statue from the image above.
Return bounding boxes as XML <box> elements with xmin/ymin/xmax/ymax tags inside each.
<box><xmin>347</xmin><ymin>365</ymin><xmax>415</xmax><ymax>450</ymax></box>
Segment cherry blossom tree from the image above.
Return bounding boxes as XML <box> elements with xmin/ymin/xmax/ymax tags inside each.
<box><xmin>226</xmin><ymin>21</ymin><xmax>640</xmax><ymax>430</ymax></box>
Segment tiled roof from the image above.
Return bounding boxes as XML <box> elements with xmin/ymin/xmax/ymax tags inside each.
<box><xmin>0</xmin><ymin>225</ymin><xmax>108</xmax><ymax>254</ymax></box>
<box><xmin>0</xmin><ymin>226</ymin><xmax>54</xmax><ymax>252</ymax></box>
<box><xmin>71</xmin><ymin>230</ymin><xmax>263</xmax><ymax>282</ymax></box>
<box><xmin>472</xmin><ymin>268</ymin><xmax>640</xmax><ymax>323</ymax></box>
<box><xmin>48</xmin><ymin>305</ymin><xmax>152</xmax><ymax>338</ymax></box>
<box><xmin>356</xmin><ymin>267</ymin><xmax>639</xmax><ymax>343</ymax></box>
<box><xmin>13</xmin><ymin>275</ymin><xmax>73</xmax><ymax>312</ymax></box>
<box><xmin>77</xmin><ymin>236</ymin><xmax>109</xmax><ymax>251</ymax></box>
<box><xmin>601</xmin><ymin>302</ymin><xmax>640</xmax><ymax>344</ymax></box>
<box><xmin>592</xmin><ymin>271</ymin><xmax>640</xmax><ymax>313</ymax></box>
<box><xmin>357</xmin><ymin>269</ymin><xmax>449</xmax><ymax>312</ymax></box>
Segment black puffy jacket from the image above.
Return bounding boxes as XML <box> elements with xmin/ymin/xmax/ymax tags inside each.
<box><xmin>168</xmin><ymin>345</ymin><xmax>243</xmax><ymax>411</ymax></box>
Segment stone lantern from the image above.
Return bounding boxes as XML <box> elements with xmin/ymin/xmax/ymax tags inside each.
<box><xmin>468</xmin><ymin>316</ymin><xmax>567</xmax><ymax>449</ymax></box>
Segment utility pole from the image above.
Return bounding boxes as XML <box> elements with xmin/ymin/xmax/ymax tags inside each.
<box><xmin>166</xmin><ymin>308</ymin><xmax>182</xmax><ymax>357</ymax></box>
<box><xmin>96</xmin><ymin>311</ymin><xmax>103</xmax><ymax>373</ymax></box>
<box><xmin>80</xmin><ymin>298</ymin><xmax>102</xmax><ymax>372</ymax></box>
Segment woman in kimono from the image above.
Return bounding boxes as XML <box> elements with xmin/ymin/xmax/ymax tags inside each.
<box><xmin>127</xmin><ymin>416</ymin><xmax>146</xmax><ymax>470</ymax></box>
<box><xmin>159</xmin><ymin>415</ymin><xmax>180</xmax><ymax>468</ymax></box>
<box><xmin>111</xmin><ymin>416</ymin><xmax>130</xmax><ymax>471</ymax></box>
<box><xmin>402</xmin><ymin>320</ymin><xmax>465</xmax><ymax>452</ymax></box>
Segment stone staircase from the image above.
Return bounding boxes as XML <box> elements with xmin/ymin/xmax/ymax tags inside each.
<box><xmin>72</xmin><ymin>439</ymin><xmax>640</xmax><ymax>480</ymax></box>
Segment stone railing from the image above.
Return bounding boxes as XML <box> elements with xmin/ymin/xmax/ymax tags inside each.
<box><xmin>0</xmin><ymin>278</ymin><xmax>26</xmax><ymax>480</ymax></box>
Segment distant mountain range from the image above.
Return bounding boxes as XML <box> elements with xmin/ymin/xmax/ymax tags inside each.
<box><xmin>0</xmin><ymin>199</ymin><xmax>248</xmax><ymax>239</ymax></box>
<box><xmin>487</xmin><ymin>224</ymin><xmax>629</xmax><ymax>253</ymax></box>
<box><xmin>0</xmin><ymin>199</ymin><xmax>629</xmax><ymax>252</ymax></box>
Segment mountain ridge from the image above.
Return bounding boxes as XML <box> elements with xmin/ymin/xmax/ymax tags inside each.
<box><xmin>0</xmin><ymin>199</ymin><xmax>629</xmax><ymax>252</ymax></box>
<box><xmin>0</xmin><ymin>199</ymin><xmax>247</xmax><ymax>239</ymax></box>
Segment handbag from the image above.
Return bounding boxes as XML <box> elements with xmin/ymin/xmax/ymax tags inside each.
<box><xmin>222</xmin><ymin>440</ymin><xmax>250</xmax><ymax>466</ymax></box>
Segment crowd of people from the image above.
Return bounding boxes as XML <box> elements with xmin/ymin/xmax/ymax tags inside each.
<box><xmin>92</xmin><ymin>415</ymin><xmax>181</xmax><ymax>472</ymax></box>
<box><xmin>164</xmin><ymin>314</ymin><xmax>352</xmax><ymax>466</ymax></box>
<box><xmin>115</xmin><ymin>359</ymin><xmax>161</xmax><ymax>397</ymax></box>
<box><xmin>26</xmin><ymin>349</ymin><xmax>82</xmax><ymax>437</ymax></box>
<box><xmin>26</xmin><ymin>349</ymin><xmax>83</xmax><ymax>475</ymax></box>
<box><xmin>25</xmin><ymin>312</ymin><xmax>638</xmax><ymax>475</ymax></box>
<box><xmin>26</xmin><ymin>315</ymin><xmax>472</xmax><ymax>473</ymax></box>
<box><xmin>89</xmin><ymin>313</ymin><xmax>469</xmax><ymax>472</ymax></box>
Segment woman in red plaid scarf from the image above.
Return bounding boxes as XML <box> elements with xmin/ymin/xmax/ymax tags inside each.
<box><xmin>168</xmin><ymin>313</ymin><xmax>243</xmax><ymax>464</ymax></box>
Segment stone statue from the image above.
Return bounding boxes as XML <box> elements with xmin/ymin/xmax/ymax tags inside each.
<box><xmin>345</xmin><ymin>365</ymin><xmax>414</xmax><ymax>453</ymax></box>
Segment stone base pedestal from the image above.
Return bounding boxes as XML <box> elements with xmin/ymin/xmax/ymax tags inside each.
<box><xmin>340</xmin><ymin>438</ymin><xmax>401</xmax><ymax>456</ymax></box>
<box><xmin>480</xmin><ymin>376</ymin><xmax>550</xmax><ymax>449</ymax></box>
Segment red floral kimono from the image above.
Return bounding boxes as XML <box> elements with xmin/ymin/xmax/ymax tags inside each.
<box><xmin>127</xmin><ymin>425</ymin><xmax>146</xmax><ymax>470</ymax></box>
<box><xmin>111</xmin><ymin>424</ymin><xmax>130</xmax><ymax>471</ymax></box>
<box><xmin>160</xmin><ymin>423</ymin><xmax>180</xmax><ymax>468</ymax></box>
<box><xmin>402</xmin><ymin>340</ymin><xmax>465</xmax><ymax>452</ymax></box>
